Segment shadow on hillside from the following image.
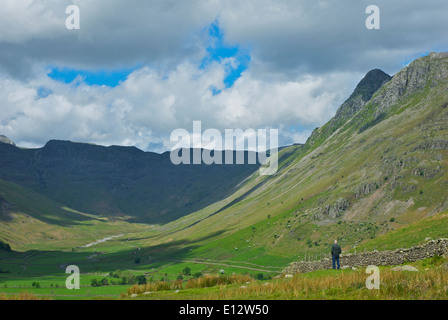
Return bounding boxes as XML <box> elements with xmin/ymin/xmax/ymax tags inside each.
<box><xmin>175</xmin><ymin>147</ymin><xmax>300</xmax><ymax>232</ymax></box>
<box><xmin>1</xmin><ymin>231</ymin><xmax>228</xmax><ymax>276</ymax></box>
<box><xmin>0</xmin><ymin>143</ymin><xmax>270</xmax><ymax>225</ymax></box>
<box><xmin>0</xmin><ymin>200</ymin><xmax>13</xmax><ymax>223</ymax></box>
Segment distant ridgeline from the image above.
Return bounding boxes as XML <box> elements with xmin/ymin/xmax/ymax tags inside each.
<box><xmin>284</xmin><ymin>239</ymin><xmax>448</xmax><ymax>274</ymax></box>
<box><xmin>0</xmin><ymin>135</ymin><xmax>15</xmax><ymax>146</ymax></box>
<box><xmin>0</xmin><ymin>139</ymin><xmax>260</xmax><ymax>224</ymax></box>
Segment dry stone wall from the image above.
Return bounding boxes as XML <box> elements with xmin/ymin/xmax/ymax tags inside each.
<box><xmin>283</xmin><ymin>239</ymin><xmax>448</xmax><ymax>274</ymax></box>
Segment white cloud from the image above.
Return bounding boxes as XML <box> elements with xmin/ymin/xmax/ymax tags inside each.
<box><xmin>0</xmin><ymin>0</ymin><xmax>66</xmax><ymax>43</ymax></box>
<box><xmin>0</xmin><ymin>58</ymin><xmax>358</xmax><ymax>151</ymax></box>
<box><xmin>0</xmin><ymin>0</ymin><xmax>447</xmax><ymax>151</ymax></box>
<box><xmin>1</xmin><ymin>0</ymin><xmax>447</xmax><ymax>78</ymax></box>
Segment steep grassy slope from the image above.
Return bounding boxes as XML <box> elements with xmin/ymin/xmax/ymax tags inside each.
<box><xmin>353</xmin><ymin>210</ymin><xmax>448</xmax><ymax>252</ymax></box>
<box><xmin>1</xmin><ymin>53</ymin><xmax>448</xmax><ymax>288</ymax></box>
<box><xmin>123</xmin><ymin>53</ymin><xmax>448</xmax><ymax>266</ymax></box>
<box><xmin>1</xmin><ymin>54</ymin><xmax>448</xmax><ymax>302</ymax></box>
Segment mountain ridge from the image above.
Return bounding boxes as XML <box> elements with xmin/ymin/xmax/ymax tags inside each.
<box><xmin>145</xmin><ymin>52</ymin><xmax>448</xmax><ymax>265</ymax></box>
<box><xmin>305</xmin><ymin>68</ymin><xmax>391</xmax><ymax>148</ymax></box>
<box><xmin>1</xmin><ymin>53</ymin><xmax>448</xmax><ymax>262</ymax></box>
<box><xmin>0</xmin><ymin>135</ymin><xmax>15</xmax><ymax>146</ymax></box>
<box><xmin>0</xmin><ymin>140</ymin><xmax>260</xmax><ymax>224</ymax></box>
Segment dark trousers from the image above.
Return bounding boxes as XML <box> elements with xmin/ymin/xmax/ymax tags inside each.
<box><xmin>332</xmin><ymin>255</ymin><xmax>340</xmax><ymax>270</ymax></box>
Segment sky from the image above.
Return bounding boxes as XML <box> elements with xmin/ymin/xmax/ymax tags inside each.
<box><xmin>0</xmin><ymin>0</ymin><xmax>447</xmax><ymax>152</ymax></box>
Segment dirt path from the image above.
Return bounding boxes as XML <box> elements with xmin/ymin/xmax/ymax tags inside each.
<box><xmin>79</xmin><ymin>234</ymin><xmax>127</xmax><ymax>249</ymax></box>
<box><xmin>166</xmin><ymin>259</ymin><xmax>281</xmax><ymax>274</ymax></box>
<box><xmin>192</xmin><ymin>258</ymin><xmax>284</xmax><ymax>270</ymax></box>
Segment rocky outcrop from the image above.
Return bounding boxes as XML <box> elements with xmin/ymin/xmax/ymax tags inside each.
<box><xmin>354</xmin><ymin>182</ymin><xmax>378</xmax><ymax>199</ymax></box>
<box><xmin>335</xmin><ymin>69</ymin><xmax>392</xmax><ymax>120</ymax></box>
<box><xmin>0</xmin><ymin>135</ymin><xmax>15</xmax><ymax>146</ymax></box>
<box><xmin>411</xmin><ymin>166</ymin><xmax>443</xmax><ymax>180</ymax></box>
<box><xmin>306</xmin><ymin>69</ymin><xmax>391</xmax><ymax>147</ymax></box>
<box><xmin>283</xmin><ymin>239</ymin><xmax>448</xmax><ymax>274</ymax></box>
<box><xmin>392</xmin><ymin>265</ymin><xmax>418</xmax><ymax>272</ymax></box>
<box><xmin>369</xmin><ymin>53</ymin><xmax>448</xmax><ymax>115</ymax></box>
<box><xmin>314</xmin><ymin>197</ymin><xmax>350</xmax><ymax>220</ymax></box>
<box><xmin>415</xmin><ymin>140</ymin><xmax>448</xmax><ymax>151</ymax></box>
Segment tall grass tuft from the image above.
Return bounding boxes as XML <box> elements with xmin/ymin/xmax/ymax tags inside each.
<box><xmin>0</xmin><ymin>293</ymin><xmax>48</xmax><ymax>300</ymax></box>
<box><xmin>125</xmin><ymin>258</ymin><xmax>448</xmax><ymax>300</ymax></box>
<box><xmin>185</xmin><ymin>274</ymin><xmax>253</xmax><ymax>289</ymax></box>
<box><xmin>204</xmin><ymin>268</ymin><xmax>448</xmax><ymax>300</ymax></box>
<box><xmin>127</xmin><ymin>274</ymin><xmax>253</xmax><ymax>296</ymax></box>
<box><xmin>127</xmin><ymin>280</ymin><xmax>184</xmax><ymax>295</ymax></box>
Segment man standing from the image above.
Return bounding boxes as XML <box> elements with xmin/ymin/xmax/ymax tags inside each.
<box><xmin>331</xmin><ymin>240</ymin><xmax>342</xmax><ymax>270</ymax></box>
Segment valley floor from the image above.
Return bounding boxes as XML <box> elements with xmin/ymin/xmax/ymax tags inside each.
<box><xmin>1</xmin><ymin>210</ymin><xmax>448</xmax><ymax>300</ymax></box>
<box><xmin>1</xmin><ymin>256</ymin><xmax>447</xmax><ymax>300</ymax></box>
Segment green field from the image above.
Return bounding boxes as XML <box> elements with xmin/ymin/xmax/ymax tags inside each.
<box><xmin>1</xmin><ymin>208</ymin><xmax>447</xmax><ymax>300</ymax></box>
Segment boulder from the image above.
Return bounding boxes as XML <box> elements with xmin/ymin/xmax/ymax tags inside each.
<box><xmin>392</xmin><ymin>265</ymin><xmax>419</xmax><ymax>272</ymax></box>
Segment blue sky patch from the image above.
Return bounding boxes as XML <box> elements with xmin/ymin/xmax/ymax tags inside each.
<box><xmin>36</xmin><ymin>86</ymin><xmax>53</xmax><ymax>100</ymax></box>
<box><xmin>47</xmin><ymin>66</ymin><xmax>138</xmax><ymax>87</ymax></box>
<box><xmin>201</xmin><ymin>21</ymin><xmax>251</xmax><ymax>91</ymax></box>
<box><xmin>209</xmin><ymin>85</ymin><xmax>222</xmax><ymax>96</ymax></box>
<box><xmin>46</xmin><ymin>21</ymin><xmax>251</xmax><ymax>92</ymax></box>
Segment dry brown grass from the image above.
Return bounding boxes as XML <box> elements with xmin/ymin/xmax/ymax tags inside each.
<box><xmin>125</xmin><ymin>261</ymin><xmax>448</xmax><ymax>300</ymax></box>
<box><xmin>127</xmin><ymin>274</ymin><xmax>254</xmax><ymax>296</ymax></box>
<box><xmin>0</xmin><ymin>292</ymin><xmax>49</xmax><ymax>300</ymax></box>
<box><xmin>185</xmin><ymin>274</ymin><xmax>253</xmax><ymax>289</ymax></box>
<box><xmin>203</xmin><ymin>268</ymin><xmax>448</xmax><ymax>300</ymax></box>
<box><xmin>127</xmin><ymin>280</ymin><xmax>183</xmax><ymax>295</ymax></box>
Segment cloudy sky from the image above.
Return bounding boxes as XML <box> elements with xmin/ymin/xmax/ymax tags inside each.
<box><xmin>0</xmin><ymin>0</ymin><xmax>447</xmax><ymax>152</ymax></box>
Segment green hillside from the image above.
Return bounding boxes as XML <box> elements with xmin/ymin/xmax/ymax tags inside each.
<box><xmin>136</xmin><ymin>52</ymin><xmax>448</xmax><ymax>263</ymax></box>
<box><xmin>1</xmin><ymin>53</ymin><xmax>448</xmax><ymax>300</ymax></box>
<box><xmin>0</xmin><ymin>178</ymin><xmax>146</xmax><ymax>251</ymax></box>
<box><xmin>353</xmin><ymin>210</ymin><xmax>448</xmax><ymax>252</ymax></box>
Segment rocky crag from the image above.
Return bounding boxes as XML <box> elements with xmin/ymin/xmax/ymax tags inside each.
<box><xmin>0</xmin><ymin>135</ymin><xmax>15</xmax><ymax>146</ymax></box>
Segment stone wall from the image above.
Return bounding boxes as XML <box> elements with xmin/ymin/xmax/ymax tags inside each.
<box><xmin>283</xmin><ymin>239</ymin><xmax>448</xmax><ymax>274</ymax></box>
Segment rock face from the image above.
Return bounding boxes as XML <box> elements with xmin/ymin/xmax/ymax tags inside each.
<box><xmin>416</xmin><ymin>140</ymin><xmax>448</xmax><ymax>151</ymax></box>
<box><xmin>283</xmin><ymin>239</ymin><xmax>448</xmax><ymax>274</ymax></box>
<box><xmin>411</xmin><ymin>166</ymin><xmax>443</xmax><ymax>180</ymax></box>
<box><xmin>0</xmin><ymin>135</ymin><xmax>15</xmax><ymax>146</ymax></box>
<box><xmin>297</xmin><ymin>52</ymin><xmax>448</xmax><ymax>224</ymax></box>
<box><xmin>335</xmin><ymin>69</ymin><xmax>392</xmax><ymax>120</ymax></box>
<box><xmin>307</xmin><ymin>53</ymin><xmax>448</xmax><ymax>149</ymax></box>
<box><xmin>354</xmin><ymin>182</ymin><xmax>378</xmax><ymax>199</ymax></box>
<box><xmin>315</xmin><ymin>197</ymin><xmax>350</xmax><ymax>220</ymax></box>
<box><xmin>306</xmin><ymin>69</ymin><xmax>391</xmax><ymax>147</ymax></box>
<box><xmin>370</xmin><ymin>52</ymin><xmax>448</xmax><ymax>114</ymax></box>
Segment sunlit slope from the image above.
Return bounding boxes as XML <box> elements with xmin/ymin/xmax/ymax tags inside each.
<box><xmin>2</xmin><ymin>53</ymin><xmax>447</xmax><ymax>270</ymax></box>
<box><xmin>353</xmin><ymin>210</ymin><xmax>448</xmax><ymax>252</ymax></box>
<box><xmin>0</xmin><ymin>179</ymin><xmax>146</xmax><ymax>251</ymax></box>
<box><xmin>138</xmin><ymin>53</ymin><xmax>448</xmax><ymax>265</ymax></box>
